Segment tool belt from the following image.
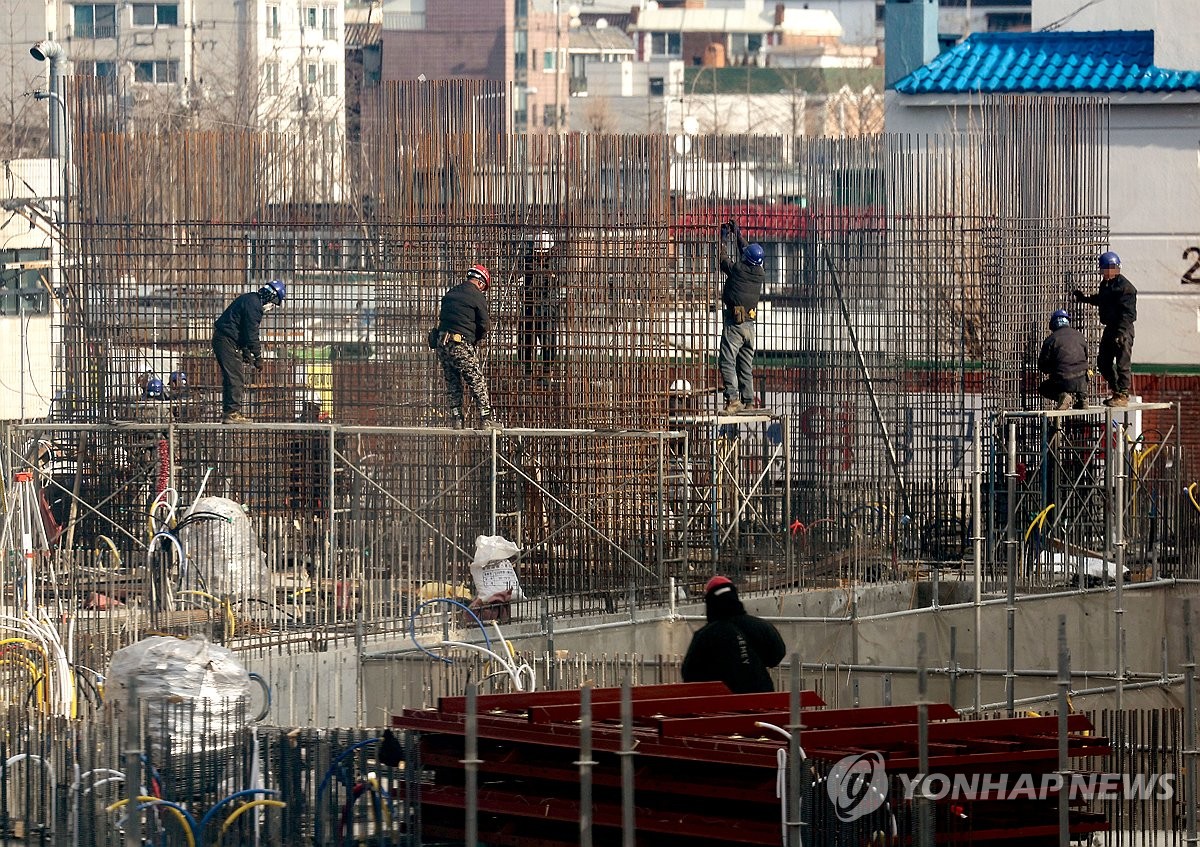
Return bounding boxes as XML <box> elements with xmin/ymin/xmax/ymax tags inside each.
<box><xmin>439</xmin><ymin>332</ymin><xmax>467</xmax><ymax>345</ymax></box>
<box><xmin>727</xmin><ymin>305</ymin><xmax>757</xmax><ymax>325</ymax></box>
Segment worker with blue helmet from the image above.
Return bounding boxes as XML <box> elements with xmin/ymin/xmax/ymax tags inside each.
<box><xmin>717</xmin><ymin>218</ymin><xmax>766</xmax><ymax>415</ymax></box>
<box><xmin>1073</xmin><ymin>251</ymin><xmax>1137</xmax><ymax>407</ymax></box>
<box><xmin>1037</xmin><ymin>309</ymin><xmax>1089</xmax><ymax>410</ymax></box>
<box><xmin>212</xmin><ymin>279</ymin><xmax>286</xmax><ymax>424</ymax></box>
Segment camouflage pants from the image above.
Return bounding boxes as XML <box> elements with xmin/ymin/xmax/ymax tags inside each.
<box><xmin>437</xmin><ymin>340</ymin><xmax>492</xmax><ymax>415</ymax></box>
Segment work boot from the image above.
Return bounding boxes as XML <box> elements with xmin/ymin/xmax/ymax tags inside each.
<box><xmin>740</xmin><ymin>396</ymin><xmax>757</xmax><ymax>412</ymax></box>
<box><xmin>222</xmin><ymin>412</ymin><xmax>252</xmax><ymax>424</ymax></box>
<box><xmin>1072</xmin><ymin>396</ymin><xmax>1088</xmax><ymax>410</ymax></box>
<box><xmin>448</xmin><ymin>410</ymin><xmax>465</xmax><ymax>430</ymax></box>
<box><xmin>722</xmin><ymin>398</ymin><xmax>743</xmax><ymax>414</ymax></box>
<box><xmin>480</xmin><ymin>415</ymin><xmax>504</xmax><ymax>431</ymax></box>
<box><xmin>1104</xmin><ymin>393</ymin><xmax>1129</xmax><ymax>408</ymax></box>
<box><xmin>1054</xmin><ymin>393</ymin><xmax>1073</xmax><ymax>411</ymax></box>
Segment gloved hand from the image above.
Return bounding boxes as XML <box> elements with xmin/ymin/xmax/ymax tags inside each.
<box><xmin>1072</xmin><ymin>288</ymin><xmax>1086</xmax><ymax>303</ymax></box>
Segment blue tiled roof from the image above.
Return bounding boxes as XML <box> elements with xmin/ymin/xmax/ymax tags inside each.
<box><xmin>894</xmin><ymin>30</ymin><xmax>1200</xmax><ymax>94</ymax></box>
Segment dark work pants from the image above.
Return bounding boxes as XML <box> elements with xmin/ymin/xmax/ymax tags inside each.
<box><xmin>1098</xmin><ymin>326</ymin><xmax>1134</xmax><ymax>395</ymax></box>
<box><xmin>519</xmin><ymin>302</ymin><xmax>561</xmax><ymax>374</ymax></box>
<box><xmin>213</xmin><ymin>334</ymin><xmax>246</xmax><ymax>415</ymax></box>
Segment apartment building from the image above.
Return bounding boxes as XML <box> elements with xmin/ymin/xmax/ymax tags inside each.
<box><xmin>43</xmin><ymin>0</ymin><xmax>346</xmax><ymax>139</ymax></box>
<box><xmin>380</xmin><ymin>0</ymin><xmax>570</xmax><ymax>133</ymax></box>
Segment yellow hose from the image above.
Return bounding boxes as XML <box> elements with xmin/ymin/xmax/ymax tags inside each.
<box><xmin>1188</xmin><ymin>483</ymin><xmax>1200</xmax><ymax>516</ymax></box>
<box><xmin>106</xmin><ymin>797</ymin><xmax>196</xmax><ymax>847</ymax></box>
<box><xmin>1024</xmin><ymin>503</ymin><xmax>1055</xmax><ymax>542</ymax></box>
<box><xmin>219</xmin><ymin>799</ymin><xmax>286</xmax><ymax>838</ymax></box>
<box><xmin>94</xmin><ymin>535</ymin><xmax>121</xmax><ymax>567</ymax></box>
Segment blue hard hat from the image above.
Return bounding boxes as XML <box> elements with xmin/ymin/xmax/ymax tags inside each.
<box><xmin>743</xmin><ymin>243</ymin><xmax>765</xmax><ymax>266</ymax></box>
<box><xmin>169</xmin><ymin>370</ymin><xmax>187</xmax><ymax>388</ymax></box>
<box><xmin>145</xmin><ymin>377</ymin><xmax>164</xmax><ymax>399</ymax></box>
<box><xmin>1050</xmin><ymin>309</ymin><xmax>1070</xmax><ymax>330</ymax></box>
<box><xmin>260</xmin><ymin>279</ymin><xmax>286</xmax><ymax>303</ymax></box>
<box><xmin>1098</xmin><ymin>251</ymin><xmax>1121</xmax><ymax>269</ymax></box>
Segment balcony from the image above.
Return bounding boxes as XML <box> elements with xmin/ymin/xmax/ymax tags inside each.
<box><xmin>69</xmin><ymin>23</ymin><xmax>118</xmax><ymax>40</ymax></box>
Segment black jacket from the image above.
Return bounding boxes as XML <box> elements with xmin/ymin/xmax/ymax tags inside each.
<box><xmin>523</xmin><ymin>248</ymin><xmax>564</xmax><ymax>303</ymax></box>
<box><xmin>1038</xmin><ymin>325</ymin><xmax>1089</xmax><ymax>380</ymax></box>
<box><xmin>214</xmin><ymin>292</ymin><xmax>267</xmax><ymax>357</ymax></box>
<box><xmin>681</xmin><ymin>593</ymin><xmax>786</xmax><ymax>694</ymax></box>
<box><xmin>718</xmin><ymin>229</ymin><xmax>765</xmax><ymax>311</ymax></box>
<box><xmin>438</xmin><ymin>281</ymin><xmax>490</xmax><ymax>344</ymax></box>
<box><xmin>1084</xmin><ymin>274</ymin><xmax>1137</xmax><ymax>332</ymax></box>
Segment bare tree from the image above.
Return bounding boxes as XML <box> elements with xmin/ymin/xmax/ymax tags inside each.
<box><xmin>0</xmin><ymin>0</ymin><xmax>51</xmax><ymax>159</ymax></box>
<box><xmin>584</xmin><ymin>96</ymin><xmax>617</xmax><ymax>133</ymax></box>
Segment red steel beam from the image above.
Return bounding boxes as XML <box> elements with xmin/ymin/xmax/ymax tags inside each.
<box><xmin>655</xmin><ymin>702</ymin><xmax>961</xmax><ymax>737</ymax></box>
<box><xmin>433</xmin><ymin>680</ymin><xmax>735</xmax><ymax>715</ymax></box>
<box><xmin>527</xmin><ymin>689</ymin><xmax>824</xmax><ymax>724</ymax></box>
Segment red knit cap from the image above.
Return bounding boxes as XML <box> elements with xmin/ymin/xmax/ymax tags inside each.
<box><xmin>704</xmin><ymin>575</ymin><xmax>734</xmax><ymax>596</ymax></box>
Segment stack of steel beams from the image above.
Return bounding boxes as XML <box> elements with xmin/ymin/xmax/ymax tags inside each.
<box><xmin>393</xmin><ymin>681</ymin><xmax>1112</xmax><ymax>845</ymax></box>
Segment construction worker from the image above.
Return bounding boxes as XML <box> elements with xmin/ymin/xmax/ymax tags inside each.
<box><xmin>681</xmin><ymin>575</ymin><xmax>786</xmax><ymax>694</ymax></box>
<box><xmin>1037</xmin><ymin>309</ymin><xmax>1089</xmax><ymax>410</ymax></box>
<box><xmin>1074</xmin><ymin>251</ymin><xmax>1137</xmax><ymax>407</ymax></box>
<box><xmin>717</xmin><ymin>219</ymin><xmax>765</xmax><ymax>414</ymax></box>
<box><xmin>519</xmin><ymin>230</ymin><xmax>565</xmax><ymax>383</ymax></box>
<box><xmin>212</xmin><ymin>279</ymin><xmax>285</xmax><ymax>424</ymax></box>
<box><xmin>435</xmin><ymin>264</ymin><xmax>502</xmax><ymax>430</ymax></box>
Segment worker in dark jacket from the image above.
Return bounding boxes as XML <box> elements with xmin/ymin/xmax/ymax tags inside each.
<box><xmin>717</xmin><ymin>219</ymin><xmax>766</xmax><ymax>414</ymax></box>
<box><xmin>681</xmin><ymin>575</ymin><xmax>787</xmax><ymax>694</ymax></box>
<box><xmin>519</xmin><ymin>230</ymin><xmax>565</xmax><ymax>382</ymax></box>
<box><xmin>1037</xmin><ymin>309</ymin><xmax>1089</xmax><ymax>410</ymax></box>
<box><xmin>1074</xmin><ymin>251</ymin><xmax>1137</xmax><ymax>407</ymax></box>
<box><xmin>212</xmin><ymin>279</ymin><xmax>285</xmax><ymax>424</ymax></box>
<box><xmin>436</xmin><ymin>264</ymin><xmax>502</xmax><ymax>430</ymax></box>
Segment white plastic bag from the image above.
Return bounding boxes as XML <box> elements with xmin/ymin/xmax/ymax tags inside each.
<box><xmin>470</xmin><ymin>534</ymin><xmax>525</xmax><ymax>601</ymax></box>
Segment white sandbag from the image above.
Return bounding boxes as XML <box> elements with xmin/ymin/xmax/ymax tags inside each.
<box><xmin>470</xmin><ymin>534</ymin><xmax>525</xmax><ymax>601</ymax></box>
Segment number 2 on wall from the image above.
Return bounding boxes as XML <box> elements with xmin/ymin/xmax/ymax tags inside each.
<box><xmin>1184</xmin><ymin>247</ymin><xmax>1200</xmax><ymax>284</ymax></box>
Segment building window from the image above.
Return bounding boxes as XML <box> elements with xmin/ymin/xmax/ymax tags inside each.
<box><xmin>649</xmin><ymin>76</ymin><xmax>664</xmax><ymax>95</ymax></box>
<box><xmin>131</xmin><ymin>3</ymin><xmax>178</xmax><ymax>26</ymax></box>
<box><xmin>134</xmin><ymin>59</ymin><xmax>179</xmax><ymax>83</ymax></box>
<box><xmin>515</xmin><ymin>0</ymin><xmax>527</xmax><ymax>19</ymax></box>
<box><xmin>0</xmin><ymin>249</ymin><xmax>51</xmax><ymax>316</ymax></box>
<box><xmin>264</xmin><ymin>61</ymin><xmax>280</xmax><ymax>96</ymax></box>
<box><xmin>266</xmin><ymin>4</ymin><xmax>281</xmax><ymax>38</ymax></box>
<box><xmin>77</xmin><ymin>60</ymin><xmax>116</xmax><ymax>77</ymax></box>
<box><xmin>987</xmin><ymin>11</ymin><xmax>1032</xmax><ymax>30</ymax></box>
<box><xmin>321</xmin><ymin>6</ymin><xmax>336</xmax><ymax>39</ymax></box>
<box><xmin>542</xmin><ymin>49</ymin><xmax>556</xmax><ymax>72</ymax></box>
<box><xmin>514</xmin><ymin>30</ymin><xmax>528</xmax><ymax>73</ymax></box>
<box><xmin>649</xmin><ymin>32</ymin><xmax>681</xmax><ymax>57</ymax></box>
<box><xmin>306</xmin><ymin>63</ymin><xmax>318</xmax><ymax>90</ymax></box>
<box><xmin>73</xmin><ymin>4</ymin><xmax>117</xmax><ymax>39</ymax></box>
<box><xmin>543</xmin><ymin>104</ymin><xmax>557</xmax><ymax>128</ymax></box>
<box><xmin>305</xmin><ymin>6</ymin><xmax>317</xmax><ymax>29</ymax></box>
<box><xmin>321</xmin><ymin>62</ymin><xmax>338</xmax><ymax>97</ymax></box>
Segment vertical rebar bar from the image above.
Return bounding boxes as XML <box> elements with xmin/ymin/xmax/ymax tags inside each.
<box><xmin>916</xmin><ymin>631</ymin><xmax>932</xmax><ymax>847</ymax></box>
<box><xmin>1005</xmin><ymin>418</ymin><xmax>1017</xmax><ymax>716</ymax></box>
<box><xmin>464</xmin><ymin>682</ymin><xmax>479</xmax><ymax>847</ymax></box>
<box><xmin>972</xmin><ymin>417</ymin><xmax>983</xmax><ymax>712</ymax></box>
<box><xmin>1113</xmin><ymin>411</ymin><xmax>1126</xmax><ymax>710</ymax></box>
<box><xmin>1057</xmin><ymin>614</ymin><xmax>1071</xmax><ymax>847</ymax></box>
<box><xmin>1184</xmin><ymin>599</ymin><xmax>1197</xmax><ymax>847</ymax></box>
<box><xmin>787</xmin><ymin>656</ymin><xmax>803</xmax><ymax>847</ymax></box>
<box><xmin>578</xmin><ymin>682</ymin><xmax>594</xmax><ymax>847</ymax></box>
<box><xmin>620</xmin><ymin>667</ymin><xmax>635</xmax><ymax>847</ymax></box>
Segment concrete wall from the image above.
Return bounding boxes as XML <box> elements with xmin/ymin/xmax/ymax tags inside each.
<box><xmin>317</xmin><ymin>580</ymin><xmax>1200</xmax><ymax>727</ymax></box>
